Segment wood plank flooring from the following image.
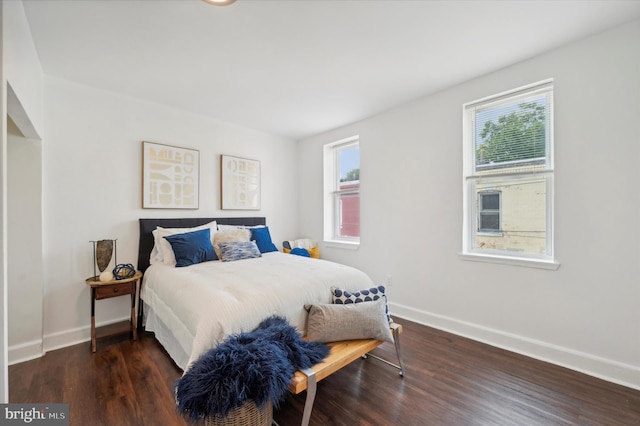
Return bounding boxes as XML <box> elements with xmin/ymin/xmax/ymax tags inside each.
<box><xmin>9</xmin><ymin>319</ymin><xmax>640</xmax><ymax>425</ymax></box>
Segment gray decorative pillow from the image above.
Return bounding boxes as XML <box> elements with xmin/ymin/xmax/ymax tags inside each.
<box><xmin>305</xmin><ymin>298</ymin><xmax>393</xmax><ymax>343</ymax></box>
<box><xmin>218</xmin><ymin>241</ymin><xmax>262</xmax><ymax>262</ymax></box>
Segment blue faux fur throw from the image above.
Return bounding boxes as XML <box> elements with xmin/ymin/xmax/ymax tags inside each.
<box><xmin>175</xmin><ymin>316</ymin><xmax>330</xmax><ymax>420</ymax></box>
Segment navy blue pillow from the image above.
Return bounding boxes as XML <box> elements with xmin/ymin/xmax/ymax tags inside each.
<box><xmin>289</xmin><ymin>247</ymin><xmax>310</xmax><ymax>257</ymax></box>
<box><xmin>250</xmin><ymin>226</ymin><xmax>278</xmax><ymax>253</ymax></box>
<box><xmin>164</xmin><ymin>228</ymin><xmax>217</xmax><ymax>267</ymax></box>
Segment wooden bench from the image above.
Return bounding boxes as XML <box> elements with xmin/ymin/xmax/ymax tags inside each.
<box><xmin>288</xmin><ymin>324</ymin><xmax>405</xmax><ymax>426</ymax></box>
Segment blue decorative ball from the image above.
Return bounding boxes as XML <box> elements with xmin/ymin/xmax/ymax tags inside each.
<box><xmin>113</xmin><ymin>263</ymin><xmax>136</xmax><ymax>280</ymax></box>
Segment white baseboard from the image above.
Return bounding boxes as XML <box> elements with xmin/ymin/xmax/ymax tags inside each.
<box><xmin>8</xmin><ymin>339</ymin><xmax>44</xmax><ymax>366</ymax></box>
<box><xmin>42</xmin><ymin>316</ymin><xmax>131</xmax><ymax>355</ymax></box>
<box><xmin>389</xmin><ymin>302</ymin><xmax>640</xmax><ymax>391</ymax></box>
<box><xmin>43</xmin><ymin>324</ymin><xmax>91</xmax><ymax>354</ymax></box>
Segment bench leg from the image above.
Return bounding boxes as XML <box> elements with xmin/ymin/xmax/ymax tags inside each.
<box><xmin>300</xmin><ymin>367</ymin><xmax>317</xmax><ymax>426</ymax></box>
<box><xmin>364</xmin><ymin>323</ymin><xmax>406</xmax><ymax>376</ymax></box>
<box><xmin>391</xmin><ymin>323</ymin><xmax>406</xmax><ymax>376</ymax></box>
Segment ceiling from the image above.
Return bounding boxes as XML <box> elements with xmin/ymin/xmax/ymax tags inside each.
<box><xmin>22</xmin><ymin>0</ymin><xmax>640</xmax><ymax>140</ymax></box>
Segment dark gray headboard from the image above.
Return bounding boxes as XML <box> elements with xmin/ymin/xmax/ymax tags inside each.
<box><xmin>137</xmin><ymin>217</ymin><xmax>266</xmax><ymax>273</ymax></box>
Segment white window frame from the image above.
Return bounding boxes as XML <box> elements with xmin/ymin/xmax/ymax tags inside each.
<box><xmin>323</xmin><ymin>135</ymin><xmax>360</xmax><ymax>249</ymax></box>
<box><xmin>460</xmin><ymin>80</ymin><xmax>559</xmax><ymax>270</ymax></box>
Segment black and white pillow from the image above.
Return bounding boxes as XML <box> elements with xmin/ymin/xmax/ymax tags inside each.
<box><xmin>331</xmin><ymin>285</ymin><xmax>391</xmax><ymax>323</ymax></box>
<box><xmin>218</xmin><ymin>241</ymin><xmax>262</xmax><ymax>262</ymax></box>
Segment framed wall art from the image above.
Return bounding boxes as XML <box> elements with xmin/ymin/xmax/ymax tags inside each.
<box><xmin>221</xmin><ymin>155</ymin><xmax>261</xmax><ymax>210</ymax></box>
<box><xmin>142</xmin><ymin>141</ymin><xmax>199</xmax><ymax>209</ymax></box>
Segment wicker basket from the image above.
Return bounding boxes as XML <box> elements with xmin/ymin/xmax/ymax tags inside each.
<box><xmin>204</xmin><ymin>400</ymin><xmax>273</xmax><ymax>426</ymax></box>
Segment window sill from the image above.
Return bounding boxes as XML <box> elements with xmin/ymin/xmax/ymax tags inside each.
<box><xmin>324</xmin><ymin>240</ymin><xmax>360</xmax><ymax>250</ymax></box>
<box><xmin>477</xmin><ymin>232</ymin><xmax>503</xmax><ymax>237</ymax></box>
<box><xmin>458</xmin><ymin>252</ymin><xmax>560</xmax><ymax>270</ymax></box>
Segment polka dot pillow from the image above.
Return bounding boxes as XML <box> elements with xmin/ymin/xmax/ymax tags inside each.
<box><xmin>331</xmin><ymin>285</ymin><xmax>391</xmax><ymax>323</ymax></box>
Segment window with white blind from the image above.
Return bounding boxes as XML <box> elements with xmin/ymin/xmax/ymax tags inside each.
<box><xmin>324</xmin><ymin>136</ymin><xmax>360</xmax><ymax>246</ymax></box>
<box><xmin>461</xmin><ymin>80</ymin><xmax>557</xmax><ymax>269</ymax></box>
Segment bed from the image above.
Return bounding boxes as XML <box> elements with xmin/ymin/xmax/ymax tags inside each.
<box><xmin>137</xmin><ymin>217</ymin><xmax>375</xmax><ymax>371</ymax></box>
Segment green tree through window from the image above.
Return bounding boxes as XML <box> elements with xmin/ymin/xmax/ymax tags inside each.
<box><xmin>476</xmin><ymin>102</ymin><xmax>546</xmax><ymax>166</ymax></box>
<box><xmin>341</xmin><ymin>168</ymin><xmax>360</xmax><ymax>182</ymax></box>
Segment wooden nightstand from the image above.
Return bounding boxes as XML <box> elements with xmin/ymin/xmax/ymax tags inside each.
<box><xmin>85</xmin><ymin>270</ymin><xmax>142</xmax><ymax>352</ymax></box>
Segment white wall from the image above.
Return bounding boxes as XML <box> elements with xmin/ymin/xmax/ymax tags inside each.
<box><xmin>297</xmin><ymin>20</ymin><xmax>640</xmax><ymax>389</ymax></box>
<box><xmin>0</xmin><ymin>3</ymin><xmax>6</xmax><ymax>401</ymax></box>
<box><xmin>2</xmin><ymin>0</ymin><xmax>45</xmax><ymax>402</ymax></box>
<box><xmin>41</xmin><ymin>76</ymin><xmax>298</xmax><ymax>351</ymax></box>
<box><xmin>7</xmin><ymin>118</ymin><xmax>44</xmax><ymax>363</ymax></box>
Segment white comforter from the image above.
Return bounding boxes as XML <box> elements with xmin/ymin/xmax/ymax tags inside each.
<box><xmin>141</xmin><ymin>252</ymin><xmax>374</xmax><ymax>371</ymax></box>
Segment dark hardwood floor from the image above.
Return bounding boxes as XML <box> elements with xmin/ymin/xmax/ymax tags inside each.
<box><xmin>9</xmin><ymin>319</ymin><xmax>640</xmax><ymax>425</ymax></box>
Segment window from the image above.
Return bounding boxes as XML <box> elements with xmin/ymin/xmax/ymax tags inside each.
<box><xmin>324</xmin><ymin>136</ymin><xmax>360</xmax><ymax>246</ymax></box>
<box><xmin>478</xmin><ymin>191</ymin><xmax>501</xmax><ymax>233</ymax></box>
<box><xmin>462</xmin><ymin>80</ymin><xmax>556</xmax><ymax>268</ymax></box>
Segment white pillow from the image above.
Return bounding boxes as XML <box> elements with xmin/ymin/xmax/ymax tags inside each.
<box><xmin>217</xmin><ymin>224</ymin><xmax>265</xmax><ymax>231</ymax></box>
<box><xmin>149</xmin><ymin>244</ymin><xmax>162</xmax><ymax>265</ymax></box>
<box><xmin>291</xmin><ymin>238</ymin><xmax>318</xmax><ymax>250</ymax></box>
<box><xmin>216</xmin><ymin>224</ymin><xmax>241</xmax><ymax>231</ymax></box>
<box><xmin>150</xmin><ymin>221</ymin><xmax>217</xmax><ymax>266</ymax></box>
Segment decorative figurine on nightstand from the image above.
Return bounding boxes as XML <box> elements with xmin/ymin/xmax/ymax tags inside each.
<box><xmin>90</xmin><ymin>239</ymin><xmax>118</xmax><ymax>282</ymax></box>
<box><xmin>113</xmin><ymin>263</ymin><xmax>136</xmax><ymax>280</ymax></box>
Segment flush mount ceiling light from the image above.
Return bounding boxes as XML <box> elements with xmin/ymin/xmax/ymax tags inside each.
<box><xmin>202</xmin><ymin>0</ymin><xmax>237</xmax><ymax>5</ymax></box>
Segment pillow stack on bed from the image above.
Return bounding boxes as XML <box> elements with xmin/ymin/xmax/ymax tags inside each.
<box><xmin>151</xmin><ymin>220</ymin><xmax>219</xmax><ymax>266</ymax></box>
<box><xmin>212</xmin><ymin>227</ymin><xmax>252</xmax><ymax>259</ymax></box>
<box><xmin>305</xmin><ymin>285</ymin><xmax>394</xmax><ymax>343</ymax></box>
<box><xmin>150</xmin><ymin>221</ymin><xmax>279</xmax><ymax>267</ymax></box>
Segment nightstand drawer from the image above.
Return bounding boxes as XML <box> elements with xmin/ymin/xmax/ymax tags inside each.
<box><xmin>95</xmin><ymin>281</ymin><xmax>135</xmax><ymax>300</ymax></box>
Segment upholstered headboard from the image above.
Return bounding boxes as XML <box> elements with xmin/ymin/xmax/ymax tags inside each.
<box><xmin>137</xmin><ymin>217</ymin><xmax>266</xmax><ymax>273</ymax></box>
